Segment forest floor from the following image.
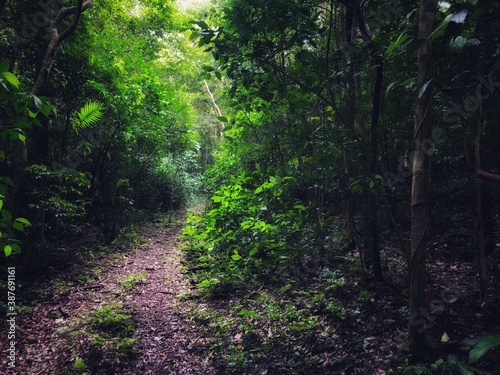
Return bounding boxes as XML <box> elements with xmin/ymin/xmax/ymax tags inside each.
<box><xmin>0</xmin><ymin>211</ymin><xmax>217</xmax><ymax>375</ymax></box>
<box><xmin>1</xmin><ymin>207</ymin><xmax>500</xmax><ymax>374</ymax></box>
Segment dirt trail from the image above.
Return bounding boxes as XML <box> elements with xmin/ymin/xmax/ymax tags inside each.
<box><xmin>1</xmin><ymin>215</ymin><xmax>216</xmax><ymax>374</ymax></box>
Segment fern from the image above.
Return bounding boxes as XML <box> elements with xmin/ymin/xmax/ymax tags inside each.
<box><xmin>72</xmin><ymin>100</ymin><xmax>104</xmax><ymax>132</ymax></box>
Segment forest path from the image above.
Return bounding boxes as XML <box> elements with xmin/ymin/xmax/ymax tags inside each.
<box><xmin>2</xmin><ymin>212</ymin><xmax>216</xmax><ymax>374</ymax></box>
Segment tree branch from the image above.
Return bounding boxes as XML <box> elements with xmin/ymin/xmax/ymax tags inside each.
<box><xmin>204</xmin><ymin>79</ymin><xmax>222</xmax><ymax>117</ymax></box>
<box><xmin>56</xmin><ymin>0</ymin><xmax>94</xmax><ymax>43</ymax></box>
<box><xmin>32</xmin><ymin>0</ymin><xmax>94</xmax><ymax>96</ymax></box>
<box><xmin>478</xmin><ymin>169</ymin><xmax>500</xmax><ymax>185</ymax></box>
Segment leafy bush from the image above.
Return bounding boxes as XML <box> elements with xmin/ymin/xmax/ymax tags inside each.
<box><xmin>183</xmin><ymin>169</ymin><xmax>312</xmax><ymax>291</ymax></box>
<box><xmin>0</xmin><ymin>60</ymin><xmax>54</xmax><ymax>256</ymax></box>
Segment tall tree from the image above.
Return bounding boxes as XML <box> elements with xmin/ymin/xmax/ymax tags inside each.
<box><xmin>409</xmin><ymin>0</ymin><xmax>437</xmax><ymax>356</ymax></box>
<box><xmin>8</xmin><ymin>0</ymin><xmax>94</xmax><ymax>218</ymax></box>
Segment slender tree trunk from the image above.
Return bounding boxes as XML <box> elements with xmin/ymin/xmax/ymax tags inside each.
<box><xmin>474</xmin><ymin>99</ymin><xmax>489</xmax><ymax>302</ymax></box>
<box><xmin>339</xmin><ymin>2</ymin><xmax>358</xmax><ymax>238</ymax></box>
<box><xmin>356</xmin><ymin>5</ymin><xmax>384</xmax><ymax>282</ymax></box>
<box><xmin>409</xmin><ymin>0</ymin><xmax>437</xmax><ymax>356</ymax></box>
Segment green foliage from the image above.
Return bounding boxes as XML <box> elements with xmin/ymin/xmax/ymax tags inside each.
<box><xmin>72</xmin><ymin>100</ymin><xmax>104</xmax><ymax>132</ymax></box>
<box><xmin>404</xmin><ymin>358</ymin><xmax>449</xmax><ymax>374</ymax></box>
<box><xmin>403</xmin><ymin>333</ymin><xmax>500</xmax><ymax>375</ymax></box>
<box><xmin>90</xmin><ymin>303</ymin><xmax>135</xmax><ymax>334</ymax></box>
<box><xmin>72</xmin><ymin>357</ymin><xmax>89</xmax><ymax>371</ymax></box>
<box><xmin>26</xmin><ymin>165</ymin><xmax>90</xmax><ymax>222</ymax></box>
<box><xmin>183</xmin><ymin>169</ymin><xmax>311</xmax><ymax>291</ymax></box>
<box><xmin>121</xmin><ymin>272</ymin><xmax>147</xmax><ymax>292</ymax></box>
<box><xmin>0</xmin><ymin>62</ymin><xmax>55</xmax><ymax>256</ymax></box>
<box><xmin>463</xmin><ymin>333</ymin><xmax>500</xmax><ymax>365</ymax></box>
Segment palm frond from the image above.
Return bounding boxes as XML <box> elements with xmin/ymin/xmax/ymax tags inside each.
<box><xmin>73</xmin><ymin>101</ymin><xmax>104</xmax><ymax>132</ymax></box>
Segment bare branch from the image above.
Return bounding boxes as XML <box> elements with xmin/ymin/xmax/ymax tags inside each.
<box><xmin>478</xmin><ymin>169</ymin><xmax>500</xmax><ymax>185</ymax></box>
<box><xmin>55</xmin><ymin>0</ymin><xmax>94</xmax><ymax>43</ymax></box>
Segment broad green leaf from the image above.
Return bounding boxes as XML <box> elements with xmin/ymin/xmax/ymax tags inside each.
<box><xmin>385</xmin><ymin>32</ymin><xmax>409</xmax><ymax>55</ymax></box>
<box><xmin>33</xmin><ymin>95</ymin><xmax>43</xmax><ymax>110</ymax></box>
<box><xmin>468</xmin><ymin>334</ymin><xmax>500</xmax><ymax>364</ymax></box>
<box><xmin>385</xmin><ymin>81</ymin><xmax>397</xmax><ymax>98</ymax></box>
<box><xmin>4</xmin><ymin>244</ymin><xmax>12</xmax><ymax>257</ymax></box>
<box><xmin>0</xmin><ymin>200</ymin><xmax>2</xmax><ymax>211</ymax></box>
<box><xmin>3</xmin><ymin>177</ymin><xmax>13</xmax><ymax>186</ymax></box>
<box><xmin>430</xmin><ymin>14</ymin><xmax>453</xmax><ymax>40</ymax></box>
<box><xmin>2</xmin><ymin>209</ymin><xmax>12</xmax><ymax>221</ymax></box>
<box><xmin>231</xmin><ymin>251</ymin><xmax>242</xmax><ymax>261</ymax></box>
<box><xmin>11</xmin><ymin>244</ymin><xmax>21</xmax><ymax>254</ymax></box>
<box><xmin>2</xmin><ymin>72</ymin><xmax>20</xmax><ymax>89</ymax></box>
<box><xmin>401</xmin><ymin>77</ymin><xmax>416</xmax><ymax>86</ymax></box>
<box><xmin>449</xmin><ymin>36</ymin><xmax>467</xmax><ymax>53</ymax></box>
<box><xmin>15</xmin><ymin>217</ymin><xmax>31</xmax><ymax>226</ymax></box>
<box><xmin>255</xmin><ymin>186</ymin><xmax>263</xmax><ymax>194</ymax></box>
<box><xmin>40</xmin><ymin>103</ymin><xmax>51</xmax><ymax>116</ymax></box>
<box><xmin>17</xmin><ymin>133</ymin><xmax>26</xmax><ymax>143</ymax></box>
<box><xmin>202</xmin><ymin>65</ymin><xmax>214</xmax><ymax>72</ymax></box>
<box><xmin>12</xmin><ymin>222</ymin><xmax>24</xmax><ymax>231</ymax></box>
<box><xmin>217</xmin><ymin>116</ymin><xmax>228</xmax><ymax>122</ymax></box>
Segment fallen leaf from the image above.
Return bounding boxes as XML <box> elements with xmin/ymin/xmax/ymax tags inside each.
<box><xmin>441</xmin><ymin>332</ymin><xmax>449</xmax><ymax>343</ymax></box>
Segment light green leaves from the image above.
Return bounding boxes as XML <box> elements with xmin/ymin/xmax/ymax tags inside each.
<box><xmin>1</xmin><ymin>72</ymin><xmax>20</xmax><ymax>89</ymax></box>
<box><xmin>0</xmin><ymin>60</ymin><xmax>20</xmax><ymax>90</ymax></box>
<box><xmin>4</xmin><ymin>245</ymin><xmax>12</xmax><ymax>257</ymax></box>
<box><xmin>385</xmin><ymin>31</ymin><xmax>410</xmax><ymax>56</ymax></box>
<box><xmin>72</xmin><ymin>101</ymin><xmax>105</xmax><ymax>132</ymax></box>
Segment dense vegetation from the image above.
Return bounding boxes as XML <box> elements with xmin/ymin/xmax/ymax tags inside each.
<box><xmin>1</xmin><ymin>0</ymin><xmax>499</xmax><ymax>374</ymax></box>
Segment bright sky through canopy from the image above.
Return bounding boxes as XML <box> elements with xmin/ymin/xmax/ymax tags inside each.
<box><xmin>177</xmin><ymin>0</ymin><xmax>212</xmax><ymax>11</ymax></box>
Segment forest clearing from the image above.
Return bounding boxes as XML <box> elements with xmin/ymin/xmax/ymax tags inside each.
<box><xmin>1</xmin><ymin>0</ymin><xmax>500</xmax><ymax>374</ymax></box>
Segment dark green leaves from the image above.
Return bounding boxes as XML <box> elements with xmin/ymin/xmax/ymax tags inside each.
<box><xmin>464</xmin><ymin>334</ymin><xmax>500</xmax><ymax>364</ymax></box>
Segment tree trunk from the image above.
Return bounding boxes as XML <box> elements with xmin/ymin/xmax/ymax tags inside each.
<box><xmin>356</xmin><ymin>4</ymin><xmax>384</xmax><ymax>282</ymax></box>
<box><xmin>474</xmin><ymin>98</ymin><xmax>489</xmax><ymax>302</ymax></box>
<box><xmin>339</xmin><ymin>2</ymin><xmax>358</xmax><ymax>239</ymax></box>
<box><xmin>409</xmin><ymin>0</ymin><xmax>437</xmax><ymax>356</ymax></box>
